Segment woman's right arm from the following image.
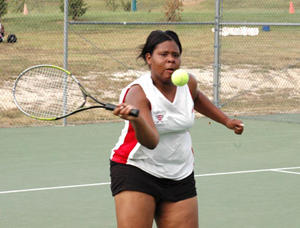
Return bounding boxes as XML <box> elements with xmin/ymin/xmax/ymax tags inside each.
<box><xmin>113</xmin><ymin>85</ymin><xmax>159</xmax><ymax>149</ymax></box>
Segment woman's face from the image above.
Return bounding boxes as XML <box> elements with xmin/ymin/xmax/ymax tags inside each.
<box><xmin>146</xmin><ymin>40</ymin><xmax>181</xmax><ymax>85</ymax></box>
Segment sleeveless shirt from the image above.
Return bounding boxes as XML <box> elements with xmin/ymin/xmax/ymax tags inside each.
<box><xmin>110</xmin><ymin>72</ymin><xmax>195</xmax><ymax>180</ymax></box>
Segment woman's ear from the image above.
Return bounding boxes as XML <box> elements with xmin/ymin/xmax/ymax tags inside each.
<box><xmin>145</xmin><ymin>53</ymin><xmax>152</xmax><ymax>65</ymax></box>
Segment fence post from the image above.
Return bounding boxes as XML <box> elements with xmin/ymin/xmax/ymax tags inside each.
<box><xmin>131</xmin><ymin>0</ymin><xmax>137</xmax><ymax>11</ymax></box>
<box><xmin>213</xmin><ymin>0</ymin><xmax>221</xmax><ymax>107</ymax></box>
<box><xmin>63</xmin><ymin>0</ymin><xmax>69</xmax><ymax>126</ymax></box>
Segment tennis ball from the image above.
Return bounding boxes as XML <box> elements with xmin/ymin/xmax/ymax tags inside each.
<box><xmin>171</xmin><ymin>69</ymin><xmax>189</xmax><ymax>86</ymax></box>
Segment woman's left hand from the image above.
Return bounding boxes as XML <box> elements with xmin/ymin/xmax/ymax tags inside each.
<box><xmin>225</xmin><ymin>119</ymin><xmax>244</xmax><ymax>135</ymax></box>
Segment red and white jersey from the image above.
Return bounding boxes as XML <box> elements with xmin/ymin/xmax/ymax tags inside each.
<box><xmin>110</xmin><ymin>72</ymin><xmax>195</xmax><ymax>180</ymax></box>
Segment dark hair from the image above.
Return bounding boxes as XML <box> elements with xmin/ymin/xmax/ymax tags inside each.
<box><xmin>138</xmin><ymin>30</ymin><xmax>182</xmax><ymax>63</ymax></box>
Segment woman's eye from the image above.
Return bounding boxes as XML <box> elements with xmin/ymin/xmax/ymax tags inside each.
<box><xmin>159</xmin><ymin>52</ymin><xmax>180</xmax><ymax>58</ymax></box>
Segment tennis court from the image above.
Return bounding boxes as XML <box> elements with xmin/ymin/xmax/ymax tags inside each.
<box><xmin>1</xmin><ymin>117</ymin><xmax>299</xmax><ymax>227</ymax></box>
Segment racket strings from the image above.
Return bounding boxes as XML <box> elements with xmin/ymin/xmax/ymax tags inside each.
<box><xmin>14</xmin><ymin>67</ymin><xmax>84</xmax><ymax>118</ymax></box>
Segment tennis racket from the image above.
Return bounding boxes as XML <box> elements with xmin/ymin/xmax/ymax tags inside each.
<box><xmin>12</xmin><ymin>65</ymin><xmax>139</xmax><ymax>121</ymax></box>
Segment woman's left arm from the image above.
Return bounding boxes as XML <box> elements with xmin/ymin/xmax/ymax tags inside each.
<box><xmin>188</xmin><ymin>74</ymin><xmax>244</xmax><ymax>135</ymax></box>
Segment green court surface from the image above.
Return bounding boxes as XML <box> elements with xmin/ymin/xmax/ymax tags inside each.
<box><xmin>0</xmin><ymin>118</ymin><xmax>299</xmax><ymax>227</ymax></box>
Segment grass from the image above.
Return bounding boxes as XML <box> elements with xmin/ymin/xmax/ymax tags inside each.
<box><xmin>0</xmin><ymin>0</ymin><xmax>300</xmax><ymax>127</ymax></box>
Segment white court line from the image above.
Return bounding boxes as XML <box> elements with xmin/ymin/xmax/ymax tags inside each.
<box><xmin>0</xmin><ymin>182</ymin><xmax>110</xmax><ymax>195</ymax></box>
<box><xmin>0</xmin><ymin>166</ymin><xmax>299</xmax><ymax>195</ymax></box>
<box><xmin>194</xmin><ymin>166</ymin><xmax>300</xmax><ymax>177</ymax></box>
<box><xmin>271</xmin><ymin>169</ymin><xmax>300</xmax><ymax>175</ymax></box>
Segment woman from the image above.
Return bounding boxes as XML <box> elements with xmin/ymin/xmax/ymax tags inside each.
<box><xmin>110</xmin><ymin>30</ymin><xmax>244</xmax><ymax>228</ymax></box>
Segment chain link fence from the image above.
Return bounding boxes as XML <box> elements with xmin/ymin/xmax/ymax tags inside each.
<box><xmin>219</xmin><ymin>0</ymin><xmax>300</xmax><ymax>123</ymax></box>
<box><xmin>0</xmin><ymin>0</ymin><xmax>299</xmax><ymax>128</ymax></box>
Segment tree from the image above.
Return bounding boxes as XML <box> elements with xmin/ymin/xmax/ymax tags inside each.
<box><xmin>60</xmin><ymin>0</ymin><xmax>88</xmax><ymax>20</ymax></box>
<box><xmin>120</xmin><ymin>0</ymin><xmax>131</xmax><ymax>12</ymax></box>
<box><xmin>164</xmin><ymin>0</ymin><xmax>183</xmax><ymax>22</ymax></box>
<box><xmin>0</xmin><ymin>0</ymin><xmax>8</xmax><ymax>18</ymax></box>
<box><xmin>104</xmin><ymin>0</ymin><xmax>119</xmax><ymax>11</ymax></box>
<box><xmin>105</xmin><ymin>0</ymin><xmax>132</xmax><ymax>12</ymax></box>
<box><xmin>10</xmin><ymin>0</ymin><xmax>24</xmax><ymax>13</ymax></box>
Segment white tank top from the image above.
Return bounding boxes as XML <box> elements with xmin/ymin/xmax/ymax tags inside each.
<box><xmin>111</xmin><ymin>72</ymin><xmax>195</xmax><ymax>180</ymax></box>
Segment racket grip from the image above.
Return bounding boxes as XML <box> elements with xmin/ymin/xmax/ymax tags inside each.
<box><xmin>105</xmin><ymin>103</ymin><xmax>139</xmax><ymax>117</ymax></box>
<box><xmin>129</xmin><ymin>109</ymin><xmax>139</xmax><ymax>117</ymax></box>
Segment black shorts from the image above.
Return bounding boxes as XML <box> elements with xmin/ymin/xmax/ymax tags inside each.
<box><xmin>110</xmin><ymin>161</ymin><xmax>197</xmax><ymax>203</ymax></box>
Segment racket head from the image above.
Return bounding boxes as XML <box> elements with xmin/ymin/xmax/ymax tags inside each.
<box><xmin>13</xmin><ymin>65</ymin><xmax>86</xmax><ymax>120</ymax></box>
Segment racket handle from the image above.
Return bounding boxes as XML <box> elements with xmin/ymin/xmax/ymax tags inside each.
<box><xmin>129</xmin><ymin>109</ymin><xmax>140</xmax><ymax>117</ymax></box>
<box><xmin>105</xmin><ymin>103</ymin><xmax>139</xmax><ymax>117</ymax></box>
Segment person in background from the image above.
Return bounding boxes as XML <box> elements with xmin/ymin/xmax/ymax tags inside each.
<box><xmin>110</xmin><ymin>30</ymin><xmax>244</xmax><ymax>228</ymax></box>
<box><xmin>0</xmin><ymin>22</ymin><xmax>5</xmax><ymax>42</ymax></box>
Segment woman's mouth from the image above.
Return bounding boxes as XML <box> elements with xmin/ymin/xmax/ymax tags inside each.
<box><xmin>165</xmin><ymin>68</ymin><xmax>175</xmax><ymax>74</ymax></box>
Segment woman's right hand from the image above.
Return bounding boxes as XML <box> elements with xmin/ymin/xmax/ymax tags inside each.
<box><xmin>113</xmin><ymin>103</ymin><xmax>139</xmax><ymax>121</ymax></box>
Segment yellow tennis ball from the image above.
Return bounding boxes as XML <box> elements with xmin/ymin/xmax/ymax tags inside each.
<box><xmin>171</xmin><ymin>69</ymin><xmax>189</xmax><ymax>86</ymax></box>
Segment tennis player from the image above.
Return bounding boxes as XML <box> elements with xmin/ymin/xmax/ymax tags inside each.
<box><xmin>110</xmin><ymin>30</ymin><xmax>244</xmax><ymax>228</ymax></box>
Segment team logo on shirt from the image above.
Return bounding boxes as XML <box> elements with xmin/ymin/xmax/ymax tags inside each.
<box><xmin>153</xmin><ymin>111</ymin><xmax>166</xmax><ymax>124</ymax></box>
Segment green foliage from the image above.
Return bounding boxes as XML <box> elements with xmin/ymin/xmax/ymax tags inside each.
<box><xmin>105</xmin><ymin>0</ymin><xmax>119</xmax><ymax>11</ymax></box>
<box><xmin>164</xmin><ymin>0</ymin><xmax>183</xmax><ymax>22</ymax></box>
<box><xmin>0</xmin><ymin>0</ymin><xmax>8</xmax><ymax>18</ymax></box>
<box><xmin>105</xmin><ymin>0</ymin><xmax>132</xmax><ymax>12</ymax></box>
<box><xmin>60</xmin><ymin>0</ymin><xmax>88</xmax><ymax>20</ymax></box>
<box><xmin>9</xmin><ymin>0</ymin><xmax>24</xmax><ymax>13</ymax></box>
<box><xmin>120</xmin><ymin>0</ymin><xmax>131</xmax><ymax>12</ymax></box>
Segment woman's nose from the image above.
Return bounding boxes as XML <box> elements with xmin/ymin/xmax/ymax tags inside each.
<box><xmin>167</xmin><ymin>55</ymin><xmax>175</xmax><ymax>62</ymax></box>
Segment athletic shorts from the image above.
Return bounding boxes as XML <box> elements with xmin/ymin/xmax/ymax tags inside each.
<box><xmin>110</xmin><ymin>161</ymin><xmax>197</xmax><ymax>203</ymax></box>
